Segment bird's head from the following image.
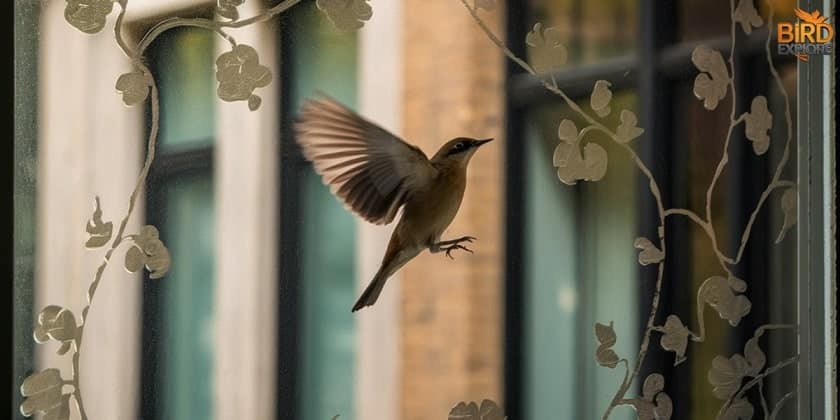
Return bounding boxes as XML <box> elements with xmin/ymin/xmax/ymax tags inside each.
<box><xmin>431</xmin><ymin>137</ymin><xmax>493</xmax><ymax>166</ymax></box>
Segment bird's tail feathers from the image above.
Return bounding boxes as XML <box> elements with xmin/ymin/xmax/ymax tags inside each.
<box><xmin>351</xmin><ymin>268</ymin><xmax>388</xmax><ymax>312</ymax></box>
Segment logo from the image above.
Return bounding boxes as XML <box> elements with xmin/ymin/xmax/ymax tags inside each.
<box><xmin>777</xmin><ymin>8</ymin><xmax>834</xmax><ymax>61</ymax></box>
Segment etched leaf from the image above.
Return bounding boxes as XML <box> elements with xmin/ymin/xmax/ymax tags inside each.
<box><xmin>634</xmin><ymin>237</ymin><xmax>664</xmax><ymax>265</ymax></box>
<box><xmin>594</xmin><ymin>321</ymin><xmax>620</xmax><ymax>368</ymax></box>
<box><xmin>699</xmin><ymin>276</ymin><xmax>751</xmax><ymax>327</ymax></box>
<box><xmin>474</xmin><ymin>0</ymin><xmax>496</xmax><ymax>11</ymax></box>
<box><xmin>85</xmin><ymin>196</ymin><xmax>112</xmax><ymax>248</ymax></box>
<box><xmin>708</xmin><ymin>354</ymin><xmax>748</xmax><ymax>400</ymax></box>
<box><xmin>776</xmin><ymin>187</ymin><xmax>797</xmax><ymax>243</ymax></box>
<box><xmin>590</xmin><ymin>80</ymin><xmax>612</xmax><ymax>117</ymax></box>
<box><xmin>449</xmin><ymin>399</ymin><xmax>506</xmax><ymax>420</ymax></box>
<box><xmin>215</xmin><ymin>44</ymin><xmax>272</xmax><ymax>110</ymax></box>
<box><xmin>660</xmin><ymin>315</ymin><xmax>690</xmax><ymax>365</ymax></box>
<box><xmin>316</xmin><ymin>0</ymin><xmax>373</xmax><ymax>31</ymax></box>
<box><xmin>616</xmin><ymin>110</ymin><xmax>645</xmax><ymax>143</ymax></box>
<box><xmin>721</xmin><ymin>397</ymin><xmax>754</xmax><ymax>420</ymax></box>
<box><xmin>20</xmin><ymin>369</ymin><xmax>71</xmax><ymax>420</ymax></box>
<box><xmin>734</xmin><ymin>0</ymin><xmax>763</xmax><ymax>34</ymax></box>
<box><xmin>743</xmin><ymin>335</ymin><xmax>766</xmax><ymax>376</ymax></box>
<box><xmin>33</xmin><ymin>306</ymin><xmax>78</xmax><ymax>356</ymax></box>
<box><xmin>692</xmin><ymin>46</ymin><xmax>729</xmax><ymax>110</ymax></box>
<box><xmin>744</xmin><ymin>96</ymin><xmax>772</xmax><ymax>155</ymax></box>
<box><xmin>217</xmin><ymin>0</ymin><xmax>245</xmax><ymax>20</ymax></box>
<box><xmin>525</xmin><ymin>23</ymin><xmax>568</xmax><ymax>74</ymax></box>
<box><xmin>125</xmin><ymin>225</ymin><xmax>171</xmax><ymax>279</ymax></box>
<box><xmin>115</xmin><ymin>71</ymin><xmax>151</xmax><ymax>106</ymax></box>
<box><xmin>64</xmin><ymin>0</ymin><xmax>114</xmax><ymax>34</ymax></box>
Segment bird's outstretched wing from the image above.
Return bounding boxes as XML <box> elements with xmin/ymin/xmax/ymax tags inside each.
<box><xmin>295</xmin><ymin>96</ymin><xmax>437</xmax><ymax>225</ymax></box>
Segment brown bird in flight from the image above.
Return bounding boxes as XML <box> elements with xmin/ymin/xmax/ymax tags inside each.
<box><xmin>294</xmin><ymin>96</ymin><xmax>492</xmax><ymax>312</ymax></box>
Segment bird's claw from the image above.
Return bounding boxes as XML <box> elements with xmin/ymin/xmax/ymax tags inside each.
<box><xmin>445</xmin><ymin>244</ymin><xmax>473</xmax><ymax>259</ymax></box>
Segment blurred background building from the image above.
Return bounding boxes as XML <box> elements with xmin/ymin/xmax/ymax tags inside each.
<box><xmin>13</xmin><ymin>0</ymin><xmax>801</xmax><ymax>419</ymax></box>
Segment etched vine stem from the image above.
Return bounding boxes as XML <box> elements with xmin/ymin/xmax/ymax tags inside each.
<box><xmin>460</xmin><ymin>0</ymin><xmax>798</xmax><ymax>419</ymax></box>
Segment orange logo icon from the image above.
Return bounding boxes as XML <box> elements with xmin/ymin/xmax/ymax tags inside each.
<box><xmin>777</xmin><ymin>8</ymin><xmax>834</xmax><ymax>61</ymax></box>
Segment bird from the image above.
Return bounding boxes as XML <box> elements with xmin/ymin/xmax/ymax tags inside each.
<box><xmin>294</xmin><ymin>95</ymin><xmax>492</xmax><ymax>312</ymax></box>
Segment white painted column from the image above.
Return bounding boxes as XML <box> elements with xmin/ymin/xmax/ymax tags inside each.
<box><xmin>37</xmin><ymin>2</ymin><xmax>143</xmax><ymax>419</ymax></box>
<box><xmin>355</xmin><ymin>1</ymin><xmax>404</xmax><ymax>419</ymax></box>
<box><xmin>213</xmin><ymin>3</ymin><xmax>279</xmax><ymax>419</ymax></box>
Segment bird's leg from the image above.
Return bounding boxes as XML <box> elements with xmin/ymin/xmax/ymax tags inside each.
<box><xmin>429</xmin><ymin>236</ymin><xmax>476</xmax><ymax>259</ymax></box>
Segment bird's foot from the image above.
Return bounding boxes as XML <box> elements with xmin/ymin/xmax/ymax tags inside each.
<box><xmin>444</xmin><ymin>244</ymin><xmax>473</xmax><ymax>259</ymax></box>
<box><xmin>431</xmin><ymin>236</ymin><xmax>477</xmax><ymax>259</ymax></box>
<box><xmin>436</xmin><ymin>236</ymin><xmax>476</xmax><ymax>247</ymax></box>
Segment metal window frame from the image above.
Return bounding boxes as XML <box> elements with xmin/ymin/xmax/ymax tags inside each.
<box><xmin>505</xmin><ymin>0</ymin><xmax>833</xmax><ymax>418</ymax></box>
<box><xmin>795</xmin><ymin>1</ymin><xmax>836</xmax><ymax>418</ymax></box>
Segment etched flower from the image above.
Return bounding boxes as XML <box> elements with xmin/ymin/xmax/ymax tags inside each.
<box><xmin>526</xmin><ymin>23</ymin><xmax>568</xmax><ymax>74</ymax></box>
<box><xmin>215</xmin><ymin>44</ymin><xmax>273</xmax><ymax>111</ymax></box>
<box><xmin>115</xmin><ymin>71</ymin><xmax>152</xmax><ymax>106</ymax></box>
<box><xmin>708</xmin><ymin>353</ymin><xmax>748</xmax><ymax>399</ymax></box>
<box><xmin>20</xmin><ymin>369</ymin><xmax>72</xmax><ymax>420</ymax></box>
<box><xmin>659</xmin><ymin>315</ymin><xmax>690</xmax><ymax>365</ymax></box>
<box><xmin>699</xmin><ymin>275</ymin><xmax>751</xmax><ymax>327</ymax></box>
<box><xmin>125</xmin><ymin>225</ymin><xmax>171</xmax><ymax>279</ymax></box>
<box><xmin>217</xmin><ymin>0</ymin><xmax>246</xmax><ymax>20</ymax></box>
<box><xmin>734</xmin><ymin>0</ymin><xmax>763</xmax><ymax>34</ymax></box>
<box><xmin>316</xmin><ymin>0</ymin><xmax>373</xmax><ymax>32</ymax></box>
<box><xmin>553</xmin><ymin>120</ymin><xmax>608</xmax><ymax>185</ymax></box>
<box><xmin>64</xmin><ymin>0</ymin><xmax>115</xmax><ymax>34</ymax></box>
<box><xmin>33</xmin><ymin>306</ymin><xmax>78</xmax><ymax>356</ymax></box>
<box><xmin>721</xmin><ymin>397</ymin><xmax>754</xmax><ymax>420</ymax></box>
<box><xmin>616</xmin><ymin>110</ymin><xmax>645</xmax><ymax>143</ymax></box>
<box><xmin>449</xmin><ymin>399</ymin><xmax>506</xmax><ymax>420</ymax></box>
<box><xmin>636</xmin><ymin>373</ymin><xmax>674</xmax><ymax>420</ymax></box>
<box><xmin>634</xmin><ymin>237</ymin><xmax>664</xmax><ymax>265</ymax></box>
<box><xmin>744</xmin><ymin>96</ymin><xmax>772</xmax><ymax>155</ymax></box>
<box><xmin>692</xmin><ymin>46</ymin><xmax>729</xmax><ymax>110</ymax></box>
<box><xmin>590</xmin><ymin>80</ymin><xmax>613</xmax><ymax>117</ymax></box>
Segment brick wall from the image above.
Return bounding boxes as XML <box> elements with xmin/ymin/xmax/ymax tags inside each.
<box><xmin>400</xmin><ymin>1</ymin><xmax>506</xmax><ymax>418</ymax></box>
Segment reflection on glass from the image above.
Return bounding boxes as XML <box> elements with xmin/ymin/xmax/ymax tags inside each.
<box><xmin>526</xmin><ymin>0</ymin><xmax>637</xmax><ymax>65</ymax></box>
<box><xmin>523</xmin><ymin>93</ymin><xmax>639</xmax><ymax>420</ymax></box>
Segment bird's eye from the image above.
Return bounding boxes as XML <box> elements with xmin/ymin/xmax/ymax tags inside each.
<box><xmin>455</xmin><ymin>142</ymin><xmax>466</xmax><ymax>150</ymax></box>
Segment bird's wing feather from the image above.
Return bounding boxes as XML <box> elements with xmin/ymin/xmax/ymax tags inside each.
<box><xmin>295</xmin><ymin>96</ymin><xmax>436</xmax><ymax>225</ymax></box>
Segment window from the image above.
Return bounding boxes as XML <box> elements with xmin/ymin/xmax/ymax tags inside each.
<box><xmin>142</xmin><ymin>25</ymin><xmax>217</xmax><ymax>420</ymax></box>
<box><xmin>506</xmin><ymin>1</ymin><xmax>799</xmax><ymax>419</ymax></box>
<box><xmin>277</xmin><ymin>4</ymin><xmax>360</xmax><ymax>419</ymax></box>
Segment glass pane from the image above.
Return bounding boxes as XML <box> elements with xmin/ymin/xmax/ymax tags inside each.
<box><xmin>526</xmin><ymin>0</ymin><xmax>638</xmax><ymax>65</ymax></box>
<box><xmin>287</xmin><ymin>4</ymin><xmax>359</xmax><ymax>420</ymax></box>
<box><xmin>523</xmin><ymin>93</ymin><xmax>640</xmax><ymax>420</ymax></box>
<box><xmin>156</xmin><ymin>174</ymin><xmax>216</xmax><ymax>419</ymax></box>
<box><xmin>149</xmin><ymin>27</ymin><xmax>216</xmax><ymax>150</ymax></box>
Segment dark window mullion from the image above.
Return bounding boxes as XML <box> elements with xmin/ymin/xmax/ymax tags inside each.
<box><xmin>275</xmin><ymin>11</ymin><xmax>301</xmax><ymax>420</ymax></box>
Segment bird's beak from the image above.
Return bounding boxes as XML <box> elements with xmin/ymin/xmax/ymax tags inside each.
<box><xmin>474</xmin><ymin>138</ymin><xmax>494</xmax><ymax>147</ymax></box>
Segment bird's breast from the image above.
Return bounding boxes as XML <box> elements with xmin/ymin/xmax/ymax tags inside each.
<box><xmin>399</xmin><ymin>170</ymin><xmax>467</xmax><ymax>246</ymax></box>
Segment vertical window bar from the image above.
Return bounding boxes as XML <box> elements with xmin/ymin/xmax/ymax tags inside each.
<box><xmin>503</xmin><ymin>1</ymin><xmax>527</xmax><ymax>418</ymax></box>
<box><xmin>275</xmin><ymin>11</ymin><xmax>301</xmax><ymax>420</ymax></box>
